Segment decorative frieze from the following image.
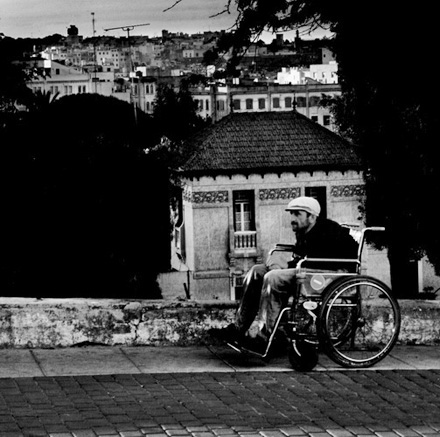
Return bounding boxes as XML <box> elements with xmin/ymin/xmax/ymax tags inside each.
<box><xmin>259</xmin><ymin>187</ymin><xmax>301</xmax><ymax>201</ymax></box>
<box><xmin>185</xmin><ymin>190</ymin><xmax>229</xmax><ymax>204</ymax></box>
<box><xmin>331</xmin><ymin>185</ymin><xmax>365</xmax><ymax>197</ymax></box>
<box><xmin>183</xmin><ymin>186</ymin><xmax>192</xmax><ymax>202</ymax></box>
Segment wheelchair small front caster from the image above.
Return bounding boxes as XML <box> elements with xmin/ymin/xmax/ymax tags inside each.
<box><xmin>288</xmin><ymin>340</ymin><xmax>318</xmax><ymax>371</ymax></box>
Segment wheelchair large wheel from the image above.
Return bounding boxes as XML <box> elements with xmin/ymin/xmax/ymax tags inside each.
<box><xmin>318</xmin><ymin>275</ymin><xmax>400</xmax><ymax>368</ymax></box>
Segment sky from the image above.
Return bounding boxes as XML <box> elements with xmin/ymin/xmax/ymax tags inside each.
<box><xmin>1</xmin><ymin>0</ymin><xmax>239</xmax><ymax>39</ymax></box>
<box><xmin>0</xmin><ymin>0</ymin><xmax>331</xmax><ymax>41</ymax></box>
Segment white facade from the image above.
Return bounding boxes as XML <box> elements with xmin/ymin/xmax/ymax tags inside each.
<box><xmin>308</xmin><ymin>61</ymin><xmax>338</xmax><ymax>84</ymax></box>
<box><xmin>27</xmin><ymin>60</ymin><xmax>92</xmax><ymax>96</ymax></box>
<box><xmin>28</xmin><ymin>60</ymin><xmax>115</xmax><ymax>98</ymax></box>
<box><xmin>276</xmin><ymin>67</ymin><xmax>306</xmax><ymax>85</ymax></box>
<box><xmin>277</xmin><ymin>62</ymin><xmax>338</xmax><ymax>85</ymax></box>
<box><xmin>170</xmin><ymin>170</ymin><xmax>389</xmax><ymax>300</ymax></box>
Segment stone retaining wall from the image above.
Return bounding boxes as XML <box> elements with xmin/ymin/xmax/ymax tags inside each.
<box><xmin>0</xmin><ymin>298</ymin><xmax>439</xmax><ymax>348</ymax></box>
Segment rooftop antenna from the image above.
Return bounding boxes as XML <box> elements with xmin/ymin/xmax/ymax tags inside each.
<box><xmin>91</xmin><ymin>12</ymin><xmax>98</xmax><ymax>92</ymax></box>
<box><xmin>104</xmin><ymin>23</ymin><xmax>150</xmax><ymax>124</ymax></box>
<box><xmin>104</xmin><ymin>23</ymin><xmax>150</xmax><ymax>38</ymax></box>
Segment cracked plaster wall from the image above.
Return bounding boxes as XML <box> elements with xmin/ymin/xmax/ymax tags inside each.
<box><xmin>0</xmin><ymin>298</ymin><xmax>237</xmax><ymax>348</ymax></box>
<box><xmin>0</xmin><ymin>298</ymin><xmax>438</xmax><ymax>348</ymax></box>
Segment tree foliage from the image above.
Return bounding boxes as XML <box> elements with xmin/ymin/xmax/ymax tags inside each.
<box><xmin>217</xmin><ymin>0</ymin><xmax>440</xmax><ymax>296</ymax></box>
<box><xmin>1</xmin><ymin>31</ymin><xmax>213</xmax><ymax>298</ymax></box>
<box><xmin>1</xmin><ymin>94</ymin><xmax>169</xmax><ymax>298</ymax></box>
<box><xmin>151</xmin><ymin>80</ymin><xmax>211</xmax><ymax>215</ymax></box>
<box><xmin>0</xmin><ymin>36</ymin><xmax>35</xmax><ymax>114</ymax></box>
<box><xmin>152</xmin><ymin>82</ymin><xmax>208</xmax><ymax>145</ymax></box>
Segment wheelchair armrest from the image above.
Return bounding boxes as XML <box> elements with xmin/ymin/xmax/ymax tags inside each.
<box><xmin>297</xmin><ymin>257</ymin><xmax>361</xmax><ymax>270</ymax></box>
<box><xmin>269</xmin><ymin>243</ymin><xmax>296</xmax><ymax>255</ymax></box>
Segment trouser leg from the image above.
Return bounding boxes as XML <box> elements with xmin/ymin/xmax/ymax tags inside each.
<box><xmin>255</xmin><ymin>268</ymin><xmax>298</xmax><ymax>335</ymax></box>
<box><xmin>235</xmin><ymin>264</ymin><xmax>268</xmax><ymax>333</ymax></box>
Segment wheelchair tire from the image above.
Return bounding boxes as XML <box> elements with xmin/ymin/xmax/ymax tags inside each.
<box><xmin>318</xmin><ymin>275</ymin><xmax>400</xmax><ymax>368</ymax></box>
<box><xmin>288</xmin><ymin>340</ymin><xmax>319</xmax><ymax>371</ymax></box>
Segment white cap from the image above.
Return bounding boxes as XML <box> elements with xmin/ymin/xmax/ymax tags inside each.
<box><xmin>285</xmin><ymin>196</ymin><xmax>321</xmax><ymax>216</ymax></box>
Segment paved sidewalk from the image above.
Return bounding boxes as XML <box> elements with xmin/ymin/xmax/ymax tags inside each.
<box><xmin>0</xmin><ymin>345</ymin><xmax>439</xmax><ymax>437</ymax></box>
<box><xmin>1</xmin><ymin>344</ymin><xmax>439</xmax><ymax>378</ymax></box>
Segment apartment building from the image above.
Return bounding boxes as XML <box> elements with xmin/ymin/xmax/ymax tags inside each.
<box><xmin>27</xmin><ymin>59</ymin><xmax>116</xmax><ymax>98</ymax></box>
<box><xmin>277</xmin><ymin>62</ymin><xmax>338</xmax><ymax>85</ymax></box>
<box><xmin>191</xmin><ymin>83</ymin><xmax>340</xmax><ymax>131</ymax></box>
<box><xmin>27</xmin><ymin>59</ymin><xmax>91</xmax><ymax>96</ymax></box>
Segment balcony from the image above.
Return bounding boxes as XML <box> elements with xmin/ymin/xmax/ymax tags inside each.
<box><xmin>234</xmin><ymin>231</ymin><xmax>257</xmax><ymax>250</ymax></box>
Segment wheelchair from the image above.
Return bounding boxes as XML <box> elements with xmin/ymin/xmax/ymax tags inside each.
<box><xmin>228</xmin><ymin>226</ymin><xmax>401</xmax><ymax>371</ymax></box>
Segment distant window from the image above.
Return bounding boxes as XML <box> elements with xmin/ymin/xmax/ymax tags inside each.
<box><xmin>296</xmin><ymin>97</ymin><xmax>306</xmax><ymax>108</ymax></box>
<box><xmin>285</xmin><ymin>97</ymin><xmax>292</xmax><ymax>108</ymax></box>
<box><xmin>206</xmin><ymin>99</ymin><xmax>209</xmax><ymax>111</ymax></box>
<box><xmin>233</xmin><ymin>99</ymin><xmax>241</xmax><ymax>110</ymax></box>
<box><xmin>273</xmin><ymin>97</ymin><xmax>280</xmax><ymax>108</ymax></box>
<box><xmin>246</xmin><ymin>99</ymin><xmax>253</xmax><ymax>110</ymax></box>
<box><xmin>217</xmin><ymin>100</ymin><xmax>225</xmax><ymax>111</ymax></box>
<box><xmin>55</xmin><ymin>69</ymin><xmax>60</xmax><ymax>75</ymax></box>
<box><xmin>323</xmin><ymin>115</ymin><xmax>331</xmax><ymax>126</ymax></box>
<box><xmin>233</xmin><ymin>190</ymin><xmax>255</xmax><ymax>232</ymax></box>
<box><xmin>311</xmin><ymin>116</ymin><xmax>318</xmax><ymax>122</ymax></box>
<box><xmin>258</xmin><ymin>98</ymin><xmax>265</xmax><ymax>109</ymax></box>
<box><xmin>309</xmin><ymin>96</ymin><xmax>320</xmax><ymax>107</ymax></box>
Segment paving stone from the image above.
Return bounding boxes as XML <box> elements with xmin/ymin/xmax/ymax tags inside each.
<box><xmin>72</xmin><ymin>430</ymin><xmax>98</xmax><ymax>437</ymax></box>
<box><xmin>119</xmin><ymin>431</ymin><xmax>145</xmax><ymax>436</ymax></box>
<box><xmin>326</xmin><ymin>430</ymin><xmax>355</xmax><ymax>437</ymax></box>
<box><xmin>0</xmin><ymin>366</ymin><xmax>440</xmax><ymax>437</ymax></box>
<box><xmin>279</xmin><ymin>426</ymin><xmax>307</xmax><ymax>436</ymax></box>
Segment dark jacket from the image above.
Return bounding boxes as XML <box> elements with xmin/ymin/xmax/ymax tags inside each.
<box><xmin>291</xmin><ymin>218</ymin><xmax>359</xmax><ymax>271</ymax></box>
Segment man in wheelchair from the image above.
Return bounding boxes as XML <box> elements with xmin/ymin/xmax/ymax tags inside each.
<box><xmin>213</xmin><ymin>196</ymin><xmax>359</xmax><ymax>354</ymax></box>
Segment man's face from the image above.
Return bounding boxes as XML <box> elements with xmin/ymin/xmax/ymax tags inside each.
<box><xmin>290</xmin><ymin>210</ymin><xmax>315</xmax><ymax>233</ymax></box>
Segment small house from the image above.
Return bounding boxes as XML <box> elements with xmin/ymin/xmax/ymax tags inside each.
<box><xmin>166</xmin><ymin>111</ymin><xmax>383</xmax><ymax>300</ymax></box>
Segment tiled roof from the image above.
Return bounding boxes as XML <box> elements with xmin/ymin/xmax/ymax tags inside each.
<box><xmin>182</xmin><ymin>111</ymin><xmax>363</xmax><ymax>176</ymax></box>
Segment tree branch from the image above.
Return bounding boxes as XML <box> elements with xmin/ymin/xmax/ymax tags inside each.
<box><xmin>209</xmin><ymin>0</ymin><xmax>234</xmax><ymax>18</ymax></box>
<box><xmin>163</xmin><ymin>0</ymin><xmax>183</xmax><ymax>13</ymax></box>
